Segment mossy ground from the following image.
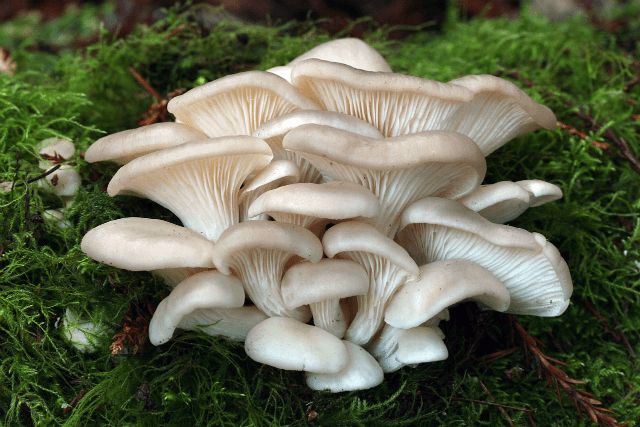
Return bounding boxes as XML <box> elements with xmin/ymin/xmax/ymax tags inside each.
<box><xmin>1</xmin><ymin>2</ymin><xmax>639</xmax><ymax>426</ymax></box>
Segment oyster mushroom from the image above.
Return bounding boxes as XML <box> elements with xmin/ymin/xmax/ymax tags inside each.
<box><xmin>245</xmin><ymin>316</ymin><xmax>349</xmax><ymax>374</ymax></box>
<box><xmin>281</xmin><ymin>258</ymin><xmax>369</xmax><ymax>338</ymax></box>
<box><xmin>167</xmin><ymin>71</ymin><xmax>320</xmax><ymax>137</ymax></box>
<box><xmin>395</xmin><ymin>197</ymin><xmax>573</xmax><ymax>316</ymax></box>
<box><xmin>283</xmin><ymin>125</ymin><xmax>486</xmax><ymax>237</ymax></box>
<box><xmin>211</xmin><ymin>220</ymin><xmax>323</xmax><ymax>322</ymax></box>
<box><xmin>322</xmin><ymin>221</ymin><xmax>419</xmax><ymax>345</ymax></box>
<box><xmin>107</xmin><ymin>136</ymin><xmax>272</xmax><ymax>242</ymax></box>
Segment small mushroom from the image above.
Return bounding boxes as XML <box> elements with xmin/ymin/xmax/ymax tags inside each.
<box><xmin>62</xmin><ymin>308</ymin><xmax>109</xmax><ymax>353</ymax></box>
<box><xmin>396</xmin><ymin>197</ymin><xmax>573</xmax><ymax>316</ymax></box>
<box><xmin>248</xmin><ymin>181</ymin><xmax>380</xmax><ymax>234</ymax></box>
<box><xmin>305</xmin><ymin>340</ymin><xmax>384</xmax><ymax>392</ymax></box>
<box><xmin>281</xmin><ymin>259</ymin><xmax>369</xmax><ymax>338</ymax></box>
<box><xmin>458</xmin><ymin>180</ymin><xmax>563</xmax><ymax>223</ymax></box>
<box><xmin>36</xmin><ymin>137</ymin><xmax>75</xmax><ymax>168</ymax></box>
<box><xmin>323</xmin><ymin>221</ymin><xmax>419</xmax><ymax>345</ymax></box>
<box><xmin>245</xmin><ymin>317</ymin><xmax>349</xmax><ymax>374</ymax></box>
<box><xmin>167</xmin><ymin>71</ymin><xmax>320</xmax><ymax>137</ymax></box>
<box><xmin>149</xmin><ymin>270</ymin><xmax>246</xmax><ymax>345</ymax></box>
<box><xmin>211</xmin><ymin>220</ymin><xmax>323</xmax><ymax>322</ymax></box>
<box><xmin>385</xmin><ymin>259</ymin><xmax>511</xmax><ymax>329</ymax></box>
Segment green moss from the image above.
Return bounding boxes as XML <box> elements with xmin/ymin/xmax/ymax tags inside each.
<box><xmin>1</xmin><ymin>2</ymin><xmax>639</xmax><ymax>426</ymax></box>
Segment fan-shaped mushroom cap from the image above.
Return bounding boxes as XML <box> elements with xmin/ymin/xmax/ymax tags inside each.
<box><xmin>290</xmin><ymin>59</ymin><xmax>473</xmax><ymax>137</ymax></box>
<box><xmin>459</xmin><ymin>180</ymin><xmax>563</xmax><ymax>223</ymax></box>
<box><xmin>253</xmin><ymin>110</ymin><xmax>383</xmax><ymax>183</ymax></box>
<box><xmin>248</xmin><ymin>181</ymin><xmax>381</xmax><ymax>230</ymax></box>
<box><xmin>212</xmin><ymin>221</ymin><xmax>323</xmax><ymax>321</ymax></box>
<box><xmin>306</xmin><ymin>340</ymin><xmax>384</xmax><ymax>392</ymax></box>
<box><xmin>85</xmin><ymin>122</ymin><xmax>208</xmax><ymax>164</ymax></box>
<box><xmin>385</xmin><ymin>260</ymin><xmax>511</xmax><ymax>329</ymax></box>
<box><xmin>81</xmin><ymin>217</ymin><xmax>216</xmax><ymax>271</ymax></box>
<box><xmin>107</xmin><ymin>136</ymin><xmax>272</xmax><ymax>242</ymax></box>
<box><xmin>167</xmin><ymin>71</ymin><xmax>320</xmax><ymax>137</ymax></box>
<box><xmin>323</xmin><ymin>221</ymin><xmax>419</xmax><ymax>345</ymax></box>
<box><xmin>267</xmin><ymin>38</ymin><xmax>392</xmax><ymax>83</ymax></box>
<box><xmin>245</xmin><ymin>317</ymin><xmax>349</xmax><ymax>374</ymax></box>
<box><xmin>367</xmin><ymin>324</ymin><xmax>448</xmax><ymax>373</ymax></box>
<box><xmin>238</xmin><ymin>159</ymin><xmax>301</xmax><ymax>221</ymax></box>
<box><xmin>281</xmin><ymin>259</ymin><xmax>369</xmax><ymax>337</ymax></box>
<box><xmin>284</xmin><ymin>125</ymin><xmax>486</xmax><ymax>236</ymax></box>
<box><xmin>149</xmin><ymin>270</ymin><xmax>245</xmax><ymax>345</ymax></box>
<box><xmin>445</xmin><ymin>74</ymin><xmax>557</xmax><ymax>155</ymax></box>
<box><xmin>177</xmin><ymin>305</ymin><xmax>269</xmax><ymax>342</ymax></box>
<box><xmin>36</xmin><ymin>137</ymin><xmax>75</xmax><ymax>168</ymax></box>
<box><xmin>396</xmin><ymin>197</ymin><xmax>572</xmax><ymax>316</ymax></box>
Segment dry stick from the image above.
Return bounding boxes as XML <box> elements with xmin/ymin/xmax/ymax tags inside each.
<box><xmin>479</xmin><ymin>380</ymin><xmax>515</xmax><ymax>426</ymax></box>
<box><xmin>474</xmin><ymin>347</ymin><xmax>520</xmax><ymax>366</ymax></box>
<box><xmin>128</xmin><ymin>67</ymin><xmax>163</xmax><ymax>103</ymax></box>
<box><xmin>512</xmin><ymin>316</ymin><xmax>629</xmax><ymax>427</ymax></box>
<box><xmin>612</xmin><ymin>316</ymin><xmax>637</xmax><ymax>359</ymax></box>
<box><xmin>162</xmin><ymin>24</ymin><xmax>186</xmax><ymax>40</ymax></box>
<box><xmin>428</xmin><ymin>393</ymin><xmax>536</xmax><ymax>413</ymax></box>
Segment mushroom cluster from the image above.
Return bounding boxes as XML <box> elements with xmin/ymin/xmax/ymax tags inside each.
<box><xmin>81</xmin><ymin>38</ymin><xmax>572</xmax><ymax>392</ymax></box>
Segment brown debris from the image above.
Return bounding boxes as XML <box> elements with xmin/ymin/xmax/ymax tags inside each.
<box><xmin>128</xmin><ymin>66</ymin><xmax>186</xmax><ymax>126</ymax></box>
<box><xmin>63</xmin><ymin>389</ymin><xmax>87</xmax><ymax>414</ymax></box>
<box><xmin>110</xmin><ymin>300</ymin><xmax>155</xmax><ymax>356</ymax></box>
<box><xmin>0</xmin><ymin>47</ymin><xmax>16</xmax><ymax>75</ymax></box>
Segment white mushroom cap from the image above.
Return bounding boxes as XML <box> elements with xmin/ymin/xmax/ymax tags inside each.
<box><xmin>84</xmin><ymin>122</ymin><xmax>208</xmax><ymax>164</ymax></box>
<box><xmin>396</xmin><ymin>197</ymin><xmax>573</xmax><ymax>316</ymax></box>
<box><xmin>107</xmin><ymin>136</ymin><xmax>273</xmax><ymax>242</ymax></box>
<box><xmin>62</xmin><ymin>308</ymin><xmax>108</xmax><ymax>353</ymax></box>
<box><xmin>290</xmin><ymin>59</ymin><xmax>473</xmax><ymax>137</ymax></box>
<box><xmin>266</xmin><ymin>38</ymin><xmax>392</xmax><ymax>83</ymax></box>
<box><xmin>253</xmin><ymin>110</ymin><xmax>383</xmax><ymax>183</ymax></box>
<box><xmin>238</xmin><ymin>159</ymin><xmax>301</xmax><ymax>222</ymax></box>
<box><xmin>167</xmin><ymin>71</ymin><xmax>320</xmax><ymax>137</ymax></box>
<box><xmin>212</xmin><ymin>220</ymin><xmax>323</xmax><ymax>321</ymax></box>
<box><xmin>36</xmin><ymin>137</ymin><xmax>75</xmax><ymax>168</ymax></box>
<box><xmin>245</xmin><ymin>317</ymin><xmax>349</xmax><ymax>374</ymax></box>
<box><xmin>177</xmin><ymin>305</ymin><xmax>269</xmax><ymax>342</ymax></box>
<box><xmin>281</xmin><ymin>259</ymin><xmax>369</xmax><ymax>338</ymax></box>
<box><xmin>445</xmin><ymin>74</ymin><xmax>557</xmax><ymax>155</ymax></box>
<box><xmin>385</xmin><ymin>260</ymin><xmax>511</xmax><ymax>329</ymax></box>
<box><xmin>248</xmin><ymin>181</ymin><xmax>381</xmax><ymax>230</ymax></box>
<box><xmin>149</xmin><ymin>270</ymin><xmax>245</xmax><ymax>345</ymax></box>
<box><xmin>81</xmin><ymin>217</ymin><xmax>216</xmax><ymax>271</ymax></box>
<box><xmin>323</xmin><ymin>221</ymin><xmax>419</xmax><ymax>345</ymax></box>
<box><xmin>306</xmin><ymin>340</ymin><xmax>384</xmax><ymax>392</ymax></box>
<box><xmin>459</xmin><ymin>180</ymin><xmax>563</xmax><ymax>223</ymax></box>
<box><xmin>367</xmin><ymin>324</ymin><xmax>448</xmax><ymax>373</ymax></box>
<box><xmin>284</xmin><ymin>125</ymin><xmax>486</xmax><ymax>236</ymax></box>
<box><xmin>40</xmin><ymin>165</ymin><xmax>81</xmax><ymax>199</ymax></box>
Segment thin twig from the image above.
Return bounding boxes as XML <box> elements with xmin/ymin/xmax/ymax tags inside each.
<box><xmin>612</xmin><ymin>316</ymin><xmax>637</xmax><ymax>359</ymax></box>
<box><xmin>583</xmin><ymin>300</ymin><xmax>622</xmax><ymax>342</ymax></box>
<box><xmin>436</xmin><ymin>394</ymin><xmax>536</xmax><ymax>413</ymax></box>
<box><xmin>10</xmin><ymin>164</ymin><xmax>61</xmax><ymax>188</ymax></box>
<box><xmin>128</xmin><ymin>66</ymin><xmax>163</xmax><ymax>102</ymax></box>
<box><xmin>480</xmin><ymin>380</ymin><xmax>515</xmax><ymax>426</ymax></box>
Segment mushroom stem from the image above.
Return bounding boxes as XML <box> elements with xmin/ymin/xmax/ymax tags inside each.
<box><xmin>309</xmin><ymin>299</ymin><xmax>347</xmax><ymax>338</ymax></box>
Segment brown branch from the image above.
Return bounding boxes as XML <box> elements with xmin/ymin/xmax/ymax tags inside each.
<box><xmin>128</xmin><ymin>66</ymin><xmax>163</xmax><ymax>102</ymax></box>
<box><xmin>512</xmin><ymin>316</ymin><xmax>629</xmax><ymax>427</ymax></box>
<box><xmin>439</xmin><ymin>394</ymin><xmax>537</xmax><ymax>413</ymax></box>
<box><xmin>612</xmin><ymin>316</ymin><xmax>637</xmax><ymax>359</ymax></box>
<box><xmin>162</xmin><ymin>24</ymin><xmax>186</xmax><ymax>41</ymax></box>
<box><xmin>584</xmin><ymin>300</ymin><xmax>623</xmax><ymax>342</ymax></box>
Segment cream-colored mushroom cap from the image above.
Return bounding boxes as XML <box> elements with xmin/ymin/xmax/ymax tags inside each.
<box><xmin>245</xmin><ymin>317</ymin><xmax>349</xmax><ymax>374</ymax></box>
<box><xmin>167</xmin><ymin>71</ymin><xmax>320</xmax><ymax>137</ymax></box>
<box><xmin>149</xmin><ymin>270</ymin><xmax>245</xmax><ymax>345</ymax></box>
<box><xmin>212</xmin><ymin>220</ymin><xmax>322</xmax><ymax>321</ymax></box>
<box><xmin>107</xmin><ymin>136</ymin><xmax>272</xmax><ymax>242</ymax></box>
<box><xmin>36</xmin><ymin>137</ymin><xmax>75</xmax><ymax>168</ymax></box>
<box><xmin>253</xmin><ymin>110</ymin><xmax>383</xmax><ymax>183</ymax></box>
<box><xmin>284</xmin><ymin>125</ymin><xmax>486</xmax><ymax>236</ymax></box>
<box><xmin>248</xmin><ymin>181</ymin><xmax>381</xmax><ymax>228</ymax></box>
<box><xmin>396</xmin><ymin>197</ymin><xmax>573</xmax><ymax>316</ymax></box>
<box><xmin>42</xmin><ymin>165</ymin><xmax>81</xmax><ymax>198</ymax></box>
<box><xmin>282</xmin><ymin>259</ymin><xmax>369</xmax><ymax>308</ymax></box>
<box><xmin>459</xmin><ymin>180</ymin><xmax>562</xmax><ymax>223</ymax></box>
<box><xmin>445</xmin><ymin>74</ymin><xmax>557</xmax><ymax>155</ymax></box>
<box><xmin>238</xmin><ymin>159</ymin><xmax>301</xmax><ymax>221</ymax></box>
<box><xmin>177</xmin><ymin>305</ymin><xmax>268</xmax><ymax>342</ymax></box>
<box><xmin>323</xmin><ymin>221</ymin><xmax>419</xmax><ymax>344</ymax></box>
<box><xmin>306</xmin><ymin>340</ymin><xmax>384</xmax><ymax>392</ymax></box>
<box><xmin>385</xmin><ymin>260</ymin><xmax>511</xmax><ymax>329</ymax></box>
<box><xmin>81</xmin><ymin>217</ymin><xmax>216</xmax><ymax>271</ymax></box>
<box><xmin>290</xmin><ymin>59</ymin><xmax>473</xmax><ymax>137</ymax></box>
<box><xmin>85</xmin><ymin>122</ymin><xmax>207</xmax><ymax>164</ymax></box>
